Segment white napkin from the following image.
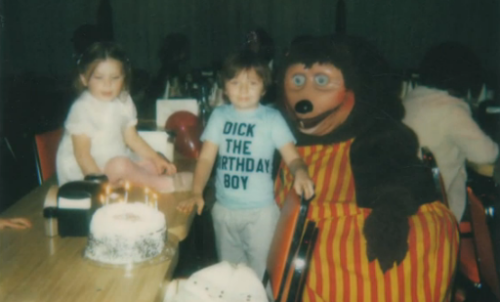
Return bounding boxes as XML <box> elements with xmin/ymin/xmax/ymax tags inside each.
<box><xmin>164</xmin><ymin>261</ymin><xmax>268</xmax><ymax>302</ymax></box>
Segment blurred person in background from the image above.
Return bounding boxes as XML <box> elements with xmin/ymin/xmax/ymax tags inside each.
<box><xmin>402</xmin><ymin>42</ymin><xmax>499</xmax><ymax>221</ymax></box>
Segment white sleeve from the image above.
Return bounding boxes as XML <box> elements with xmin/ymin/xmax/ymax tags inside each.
<box><xmin>64</xmin><ymin>101</ymin><xmax>95</xmax><ymax>137</ymax></box>
<box><xmin>447</xmin><ymin>104</ymin><xmax>499</xmax><ymax>163</ymax></box>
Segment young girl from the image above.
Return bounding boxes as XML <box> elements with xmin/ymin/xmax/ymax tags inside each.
<box><xmin>178</xmin><ymin>50</ymin><xmax>314</xmax><ymax>279</ymax></box>
<box><xmin>56</xmin><ymin>42</ymin><xmax>183</xmax><ymax>192</ymax></box>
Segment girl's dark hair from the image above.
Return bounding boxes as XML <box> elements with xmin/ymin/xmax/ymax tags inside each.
<box><xmin>219</xmin><ymin>50</ymin><xmax>272</xmax><ymax>88</ymax></box>
<box><xmin>75</xmin><ymin>42</ymin><xmax>132</xmax><ymax>93</ymax></box>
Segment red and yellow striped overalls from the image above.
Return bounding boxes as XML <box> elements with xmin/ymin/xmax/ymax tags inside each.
<box><xmin>275</xmin><ymin>140</ymin><xmax>459</xmax><ymax>302</ymax></box>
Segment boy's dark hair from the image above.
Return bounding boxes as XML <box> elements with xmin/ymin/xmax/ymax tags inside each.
<box><xmin>219</xmin><ymin>50</ymin><xmax>272</xmax><ymax>89</ymax></box>
<box><xmin>75</xmin><ymin>41</ymin><xmax>132</xmax><ymax>93</ymax></box>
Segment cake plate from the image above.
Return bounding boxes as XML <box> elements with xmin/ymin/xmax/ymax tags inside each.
<box><xmin>83</xmin><ymin>240</ymin><xmax>175</xmax><ymax>270</ymax></box>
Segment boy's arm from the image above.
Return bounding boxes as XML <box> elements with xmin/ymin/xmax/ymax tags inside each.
<box><xmin>192</xmin><ymin>141</ymin><xmax>219</xmax><ymax>195</ymax></box>
<box><xmin>123</xmin><ymin>126</ymin><xmax>176</xmax><ymax>174</ymax></box>
<box><xmin>72</xmin><ymin>134</ymin><xmax>102</xmax><ymax>175</ymax></box>
<box><xmin>279</xmin><ymin>142</ymin><xmax>315</xmax><ymax>199</ymax></box>
<box><xmin>178</xmin><ymin>140</ymin><xmax>219</xmax><ymax>215</ymax></box>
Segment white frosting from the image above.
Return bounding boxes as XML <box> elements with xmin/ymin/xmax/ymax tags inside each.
<box><xmin>90</xmin><ymin>202</ymin><xmax>165</xmax><ymax>236</ymax></box>
<box><xmin>85</xmin><ymin>202</ymin><xmax>167</xmax><ymax>264</ymax></box>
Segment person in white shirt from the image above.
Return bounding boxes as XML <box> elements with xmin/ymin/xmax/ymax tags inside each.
<box><xmin>403</xmin><ymin>42</ymin><xmax>499</xmax><ymax>220</ymax></box>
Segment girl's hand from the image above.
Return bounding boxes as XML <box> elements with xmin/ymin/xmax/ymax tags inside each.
<box><xmin>177</xmin><ymin>193</ymin><xmax>205</xmax><ymax>215</ymax></box>
<box><xmin>0</xmin><ymin>218</ymin><xmax>32</xmax><ymax>230</ymax></box>
<box><xmin>293</xmin><ymin>169</ymin><xmax>315</xmax><ymax>200</ymax></box>
<box><xmin>153</xmin><ymin>155</ymin><xmax>177</xmax><ymax>175</ymax></box>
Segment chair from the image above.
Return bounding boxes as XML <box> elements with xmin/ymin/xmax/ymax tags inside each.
<box><xmin>454</xmin><ymin>186</ymin><xmax>500</xmax><ymax>302</ymax></box>
<box><xmin>421</xmin><ymin>146</ymin><xmax>449</xmax><ymax>207</ymax></box>
<box><xmin>34</xmin><ymin>128</ymin><xmax>63</xmax><ymax>185</ymax></box>
<box><xmin>281</xmin><ymin>221</ymin><xmax>319</xmax><ymax>302</ymax></box>
<box><xmin>464</xmin><ymin>187</ymin><xmax>500</xmax><ymax>299</ymax></box>
<box><xmin>419</xmin><ymin>148</ymin><xmax>495</xmax><ymax>300</ymax></box>
<box><xmin>264</xmin><ymin>191</ymin><xmax>311</xmax><ymax>302</ymax></box>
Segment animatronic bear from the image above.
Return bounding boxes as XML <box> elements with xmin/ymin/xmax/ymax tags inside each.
<box><xmin>275</xmin><ymin>35</ymin><xmax>459</xmax><ymax>302</ymax></box>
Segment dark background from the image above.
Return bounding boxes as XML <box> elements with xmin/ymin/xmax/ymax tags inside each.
<box><xmin>0</xmin><ymin>0</ymin><xmax>499</xmax><ymax>211</ymax></box>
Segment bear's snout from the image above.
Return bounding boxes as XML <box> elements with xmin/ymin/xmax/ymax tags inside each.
<box><xmin>295</xmin><ymin>100</ymin><xmax>313</xmax><ymax>114</ymax></box>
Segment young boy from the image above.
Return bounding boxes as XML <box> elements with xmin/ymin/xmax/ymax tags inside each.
<box><xmin>177</xmin><ymin>50</ymin><xmax>314</xmax><ymax>278</ymax></box>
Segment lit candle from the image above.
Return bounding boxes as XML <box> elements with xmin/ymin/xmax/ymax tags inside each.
<box><xmin>153</xmin><ymin>194</ymin><xmax>158</xmax><ymax>210</ymax></box>
<box><xmin>144</xmin><ymin>187</ymin><xmax>149</xmax><ymax>204</ymax></box>
<box><xmin>124</xmin><ymin>181</ymin><xmax>130</xmax><ymax>203</ymax></box>
<box><xmin>105</xmin><ymin>185</ymin><xmax>111</xmax><ymax>204</ymax></box>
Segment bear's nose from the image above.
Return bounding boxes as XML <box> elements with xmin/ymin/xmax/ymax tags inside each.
<box><xmin>295</xmin><ymin>100</ymin><xmax>313</xmax><ymax>114</ymax></box>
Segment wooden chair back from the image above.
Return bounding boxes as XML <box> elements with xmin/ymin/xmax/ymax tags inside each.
<box><xmin>34</xmin><ymin>128</ymin><xmax>63</xmax><ymax>184</ymax></box>
<box><xmin>421</xmin><ymin>146</ymin><xmax>449</xmax><ymax>207</ymax></box>
<box><xmin>265</xmin><ymin>191</ymin><xmax>310</xmax><ymax>301</ymax></box>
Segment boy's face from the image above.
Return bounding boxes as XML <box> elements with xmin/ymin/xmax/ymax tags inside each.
<box><xmin>80</xmin><ymin>59</ymin><xmax>125</xmax><ymax>102</ymax></box>
<box><xmin>224</xmin><ymin>68</ymin><xmax>265</xmax><ymax>111</ymax></box>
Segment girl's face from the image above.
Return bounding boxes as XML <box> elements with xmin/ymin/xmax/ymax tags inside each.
<box><xmin>224</xmin><ymin>68</ymin><xmax>265</xmax><ymax>111</ymax></box>
<box><xmin>80</xmin><ymin>59</ymin><xmax>125</xmax><ymax>102</ymax></box>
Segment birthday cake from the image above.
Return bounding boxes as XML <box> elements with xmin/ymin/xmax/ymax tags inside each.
<box><xmin>84</xmin><ymin>202</ymin><xmax>167</xmax><ymax>265</ymax></box>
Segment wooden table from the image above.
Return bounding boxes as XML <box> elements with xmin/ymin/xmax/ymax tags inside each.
<box><xmin>0</xmin><ymin>158</ymin><xmax>196</xmax><ymax>302</ymax></box>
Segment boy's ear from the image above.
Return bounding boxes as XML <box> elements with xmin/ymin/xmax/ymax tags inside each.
<box><xmin>261</xmin><ymin>90</ymin><xmax>267</xmax><ymax>96</ymax></box>
<box><xmin>79</xmin><ymin>75</ymin><xmax>88</xmax><ymax>87</ymax></box>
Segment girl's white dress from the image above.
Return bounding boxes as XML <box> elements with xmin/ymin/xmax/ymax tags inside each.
<box><xmin>56</xmin><ymin>91</ymin><xmax>138</xmax><ymax>185</ymax></box>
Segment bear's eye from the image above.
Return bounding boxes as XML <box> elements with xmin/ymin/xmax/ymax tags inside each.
<box><xmin>314</xmin><ymin>75</ymin><xmax>329</xmax><ymax>86</ymax></box>
<box><xmin>292</xmin><ymin>74</ymin><xmax>306</xmax><ymax>86</ymax></box>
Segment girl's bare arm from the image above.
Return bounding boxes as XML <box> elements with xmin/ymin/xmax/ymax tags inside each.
<box><xmin>72</xmin><ymin>134</ymin><xmax>101</xmax><ymax>175</ymax></box>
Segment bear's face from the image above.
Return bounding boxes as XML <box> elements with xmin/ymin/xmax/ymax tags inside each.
<box><xmin>284</xmin><ymin>63</ymin><xmax>355</xmax><ymax>136</ymax></box>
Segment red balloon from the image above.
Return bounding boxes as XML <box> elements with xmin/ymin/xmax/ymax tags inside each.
<box><xmin>165</xmin><ymin>111</ymin><xmax>203</xmax><ymax>158</ymax></box>
<box><xmin>175</xmin><ymin>125</ymin><xmax>203</xmax><ymax>159</ymax></box>
<box><xmin>165</xmin><ymin>111</ymin><xmax>199</xmax><ymax>131</ymax></box>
